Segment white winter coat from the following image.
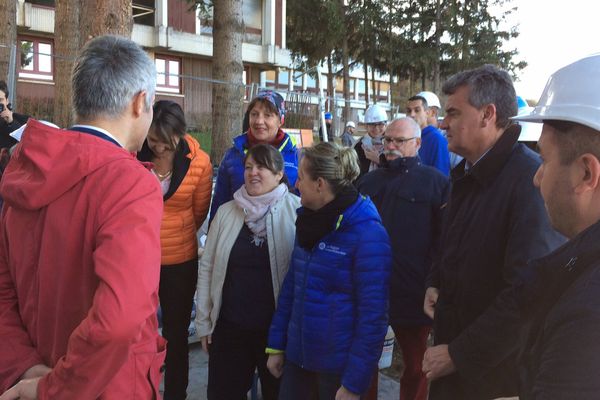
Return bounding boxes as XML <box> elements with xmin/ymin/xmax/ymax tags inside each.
<box><xmin>195</xmin><ymin>192</ymin><xmax>300</xmax><ymax>337</ymax></box>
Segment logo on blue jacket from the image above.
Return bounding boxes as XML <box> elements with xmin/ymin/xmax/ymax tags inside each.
<box><xmin>318</xmin><ymin>242</ymin><xmax>347</xmax><ymax>256</ymax></box>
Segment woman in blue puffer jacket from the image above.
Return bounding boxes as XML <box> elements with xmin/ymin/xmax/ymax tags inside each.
<box><xmin>209</xmin><ymin>90</ymin><xmax>298</xmax><ymax>222</ymax></box>
<box><xmin>266</xmin><ymin>142</ymin><xmax>392</xmax><ymax>399</ymax></box>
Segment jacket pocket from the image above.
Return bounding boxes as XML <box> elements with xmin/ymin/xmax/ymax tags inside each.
<box><xmin>134</xmin><ymin>336</ymin><xmax>167</xmax><ymax>400</ymax></box>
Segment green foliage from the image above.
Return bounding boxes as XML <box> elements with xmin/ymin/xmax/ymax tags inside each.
<box><xmin>184</xmin><ymin>0</ymin><xmax>213</xmax><ymax>18</ymax></box>
<box><xmin>287</xmin><ymin>0</ymin><xmax>526</xmax><ymax>88</ymax></box>
<box><xmin>287</xmin><ymin>0</ymin><xmax>346</xmax><ymax>70</ymax></box>
<box><xmin>188</xmin><ymin>130</ymin><xmax>212</xmax><ymax>154</ymax></box>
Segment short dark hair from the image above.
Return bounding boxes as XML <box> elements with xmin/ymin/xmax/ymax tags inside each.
<box><xmin>151</xmin><ymin>100</ymin><xmax>187</xmax><ymax>150</ymax></box>
<box><xmin>244</xmin><ymin>143</ymin><xmax>289</xmax><ymax>186</ymax></box>
<box><xmin>408</xmin><ymin>95</ymin><xmax>428</xmax><ymax>108</ymax></box>
<box><xmin>442</xmin><ymin>64</ymin><xmax>517</xmax><ymax>129</ymax></box>
<box><xmin>0</xmin><ymin>80</ymin><xmax>8</xmax><ymax>98</ymax></box>
<box><xmin>546</xmin><ymin>120</ymin><xmax>600</xmax><ymax>164</ymax></box>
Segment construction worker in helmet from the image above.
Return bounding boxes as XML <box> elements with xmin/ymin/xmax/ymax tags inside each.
<box><xmin>354</xmin><ymin>104</ymin><xmax>388</xmax><ymax>179</ymax></box>
<box><xmin>512</xmin><ymin>54</ymin><xmax>600</xmax><ymax>399</ymax></box>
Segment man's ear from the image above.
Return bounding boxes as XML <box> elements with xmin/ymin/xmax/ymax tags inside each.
<box><xmin>481</xmin><ymin>104</ymin><xmax>497</xmax><ymax>128</ymax></box>
<box><xmin>574</xmin><ymin>153</ymin><xmax>600</xmax><ymax>194</ymax></box>
<box><xmin>132</xmin><ymin>91</ymin><xmax>148</xmax><ymax>118</ymax></box>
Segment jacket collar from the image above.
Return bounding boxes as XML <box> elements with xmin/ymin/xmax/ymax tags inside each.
<box><xmin>450</xmin><ymin>124</ymin><xmax>521</xmax><ymax>186</ymax></box>
<box><xmin>387</xmin><ymin>156</ymin><xmax>420</xmax><ymax>171</ymax></box>
<box><xmin>233</xmin><ymin>132</ymin><xmax>295</xmax><ymax>154</ymax></box>
<box><xmin>518</xmin><ymin>219</ymin><xmax>599</xmax><ymax>311</ymax></box>
<box><xmin>531</xmin><ymin>218</ymin><xmax>600</xmax><ymax>274</ymax></box>
<box><xmin>164</xmin><ymin>137</ymin><xmax>191</xmax><ymax>201</ymax></box>
<box><xmin>136</xmin><ymin>136</ymin><xmax>192</xmax><ymax>201</ymax></box>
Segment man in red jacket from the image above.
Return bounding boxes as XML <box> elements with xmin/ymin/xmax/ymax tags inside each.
<box><xmin>0</xmin><ymin>35</ymin><xmax>164</xmax><ymax>399</ymax></box>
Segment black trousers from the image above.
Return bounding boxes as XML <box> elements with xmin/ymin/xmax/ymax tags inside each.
<box><xmin>278</xmin><ymin>361</ymin><xmax>342</xmax><ymax>400</ymax></box>
<box><xmin>207</xmin><ymin>319</ymin><xmax>280</xmax><ymax>400</ymax></box>
<box><xmin>159</xmin><ymin>259</ymin><xmax>198</xmax><ymax>400</ymax></box>
<box><xmin>278</xmin><ymin>362</ymin><xmax>374</xmax><ymax>400</ymax></box>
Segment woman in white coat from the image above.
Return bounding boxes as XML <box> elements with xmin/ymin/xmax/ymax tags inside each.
<box><xmin>196</xmin><ymin>143</ymin><xmax>300</xmax><ymax>400</ymax></box>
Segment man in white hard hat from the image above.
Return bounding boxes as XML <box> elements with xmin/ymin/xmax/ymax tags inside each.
<box><xmin>406</xmin><ymin>92</ymin><xmax>450</xmax><ymax>175</ymax></box>
<box><xmin>421</xmin><ymin>65</ymin><xmax>564</xmax><ymax>400</ymax></box>
<box><xmin>511</xmin><ymin>54</ymin><xmax>600</xmax><ymax>399</ymax></box>
<box><xmin>354</xmin><ymin>104</ymin><xmax>388</xmax><ymax>179</ymax></box>
<box><xmin>341</xmin><ymin>121</ymin><xmax>356</xmax><ymax>147</ymax></box>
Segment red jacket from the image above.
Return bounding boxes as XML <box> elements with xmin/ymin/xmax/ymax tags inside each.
<box><xmin>0</xmin><ymin>120</ymin><xmax>165</xmax><ymax>399</ymax></box>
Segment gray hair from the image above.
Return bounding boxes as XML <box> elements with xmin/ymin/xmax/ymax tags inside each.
<box><xmin>388</xmin><ymin>117</ymin><xmax>422</xmax><ymax>138</ymax></box>
<box><xmin>442</xmin><ymin>64</ymin><xmax>517</xmax><ymax>129</ymax></box>
<box><xmin>72</xmin><ymin>35</ymin><xmax>156</xmax><ymax>120</ymax></box>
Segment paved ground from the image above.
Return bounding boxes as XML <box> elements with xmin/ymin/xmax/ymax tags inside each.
<box><xmin>184</xmin><ymin>342</ymin><xmax>400</xmax><ymax>399</ymax></box>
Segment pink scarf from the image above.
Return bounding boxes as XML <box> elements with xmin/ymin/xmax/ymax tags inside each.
<box><xmin>233</xmin><ymin>183</ymin><xmax>288</xmax><ymax>246</ymax></box>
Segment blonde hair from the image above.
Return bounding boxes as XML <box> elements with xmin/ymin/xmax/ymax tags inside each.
<box><xmin>301</xmin><ymin>142</ymin><xmax>359</xmax><ymax>193</ymax></box>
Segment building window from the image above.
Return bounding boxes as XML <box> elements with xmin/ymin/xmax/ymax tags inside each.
<box><xmin>19</xmin><ymin>37</ymin><xmax>53</xmax><ymax>81</ymax></box>
<box><xmin>28</xmin><ymin>0</ymin><xmax>55</xmax><ymax>6</ymax></box>
<box><xmin>264</xmin><ymin>70</ymin><xmax>276</xmax><ymax>88</ymax></box>
<box><xmin>155</xmin><ymin>55</ymin><xmax>181</xmax><ymax>94</ymax></box>
<box><xmin>278</xmin><ymin>69</ymin><xmax>289</xmax><ymax>86</ymax></box>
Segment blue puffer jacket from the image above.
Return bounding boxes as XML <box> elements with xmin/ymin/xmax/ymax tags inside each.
<box><xmin>209</xmin><ymin>131</ymin><xmax>299</xmax><ymax>222</ymax></box>
<box><xmin>268</xmin><ymin>195</ymin><xmax>392</xmax><ymax>395</ymax></box>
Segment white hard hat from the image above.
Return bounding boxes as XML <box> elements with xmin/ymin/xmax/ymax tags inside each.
<box><xmin>416</xmin><ymin>91</ymin><xmax>441</xmax><ymax>109</ymax></box>
<box><xmin>513</xmin><ymin>54</ymin><xmax>600</xmax><ymax>131</ymax></box>
<box><xmin>346</xmin><ymin>121</ymin><xmax>356</xmax><ymax>128</ymax></box>
<box><xmin>364</xmin><ymin>104</ymin><xmax>388</xmax><ymax>124</ymax></box>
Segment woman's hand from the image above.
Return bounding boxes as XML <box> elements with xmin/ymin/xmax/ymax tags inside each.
<box><xmin>267</xmin><ymin>354</ymin><xmax>284</xmax><ymax>378</ymax></box>
<box><xmin>200</xmin><ymin>335</ymin><xmax>211</xmax><ymax>353</ymax></box>
<box><xmin>335</xmin><ymin>385</ymin><xmax>360</xmax><ymax>400</ymax></box>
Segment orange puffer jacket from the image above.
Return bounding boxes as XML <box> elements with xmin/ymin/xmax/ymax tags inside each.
<box><xmin>161</xmin><ymin>134</ymin><xmax>212</xmax><ymax>265</ymax></box>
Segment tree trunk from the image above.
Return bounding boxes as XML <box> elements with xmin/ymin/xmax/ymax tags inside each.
<box><xmin>211</xmin><ymin>0</ymin><xmax>244</xmax><ymax>164</ymax></box>
<box><xmin>433</xmin><ymin>0</ymin><xmax>442</xmax><ymax>93</ymax></box>
<box><xmin>80</xmin><ymin>0</ymin><xmax>133</xmax><ymax>45</ymax></box>
<box><xmin>340</xmin><ymin>0</ymin><xmax>350</xmax><ymax>123</ymax></box>
<box><xmin>327</xmin><ymin>55</ymin><xmax>334</xmax><ymax>114</ymax></box>
<box><xmin>54</xmin><ymin>0</ymin><xmax>81</xmax><ymax>128</ymax></box>
<box><xmin>371</xmin><ymin>67</ymin><xmax>376</xmax><ymax>104</ymax></box>
<box><xmin>364</xmin><ymin>62</ymin><xmax>369</xmax><ymax>108</ymax></box>
<box><xmin>0</xmin><ymin>0</ymin><xmax>17</xmax><ymax>88</ymax></box>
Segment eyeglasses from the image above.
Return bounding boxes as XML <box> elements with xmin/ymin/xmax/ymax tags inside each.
<box><xmin>367</xmin><ymin>122</ymin><xmax>386</xmax><ymax>128</ymax></box>
<box><xmin>383</xmin><ymin>136</ymin><xmax>418</xmax><ymax>145</ymax></box>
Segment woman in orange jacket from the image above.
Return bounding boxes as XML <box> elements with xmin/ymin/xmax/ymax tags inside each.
<box><xmin>138</xmin><ymin>100</ymin><xmax>213</xmax><ymax>400</ymax></box>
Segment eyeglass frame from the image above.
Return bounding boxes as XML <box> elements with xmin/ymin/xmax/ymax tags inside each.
<box><xmin>382</xmin><ymin>136</ymin><xmax>418</xmax><ymax>145</ymax></box>
<box><xmin>366</xmin><ymin>122</ymin><xmax>386</xmax><ymax>128</ymax></box>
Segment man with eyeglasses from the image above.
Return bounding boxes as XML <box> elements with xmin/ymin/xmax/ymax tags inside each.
<box><xmin>354</xmin><ymin>104</ymin><xmax>388</xmax><ymax>179</ymax></box>
<box><xmin>357</xmin><ymin>117</ymin><xmax>449</xmax><ymax>400</ymax></box>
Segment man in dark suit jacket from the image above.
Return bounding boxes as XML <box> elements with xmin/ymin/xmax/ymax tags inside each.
<box><xmin>422</xmin><ymin>65</ymin><xmax>565</xmax><ymax>400</ymax></box>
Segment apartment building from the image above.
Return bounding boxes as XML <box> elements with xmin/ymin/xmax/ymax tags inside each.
<box><xmin>13</xmin><ymin>0</ymin><xmax>290</xmax><ymax>127</ymax></box>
